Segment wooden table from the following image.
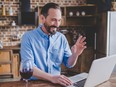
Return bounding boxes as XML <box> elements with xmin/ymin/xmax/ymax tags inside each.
<box><xmin>0</xmin><ymin>79</ymin><xmax>63</xmax><ymax>87</ymax></box>
<box><xmin>97</xmin><ymin>77</ymin><xmax>116</xmax><ymax>87</ymax></box>
<box><xmin>0</xmin><ymin>70</ymin><xmax>116</xmax><ymax>87</ymax></box>
<box><xmin>0</xmin><ymin>73</ymin><xmax>116</xmax><ymax>87</ymax></box>
<box><xmin>96</xmin><ymin>73</ymin><xmax>116</xmax><ymax>87</ymax></box>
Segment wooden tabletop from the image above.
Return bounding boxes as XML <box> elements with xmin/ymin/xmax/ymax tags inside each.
<box><xmin>96</xmin><ymin>73</ymin><xmax>116</xmax><ymax>87</ymax></box>
<box><xmin>0</xmin><ymin>72</ymin><xmax>116</xmax><ymax>87</ymax></box>
<box><xmin>0</xmin><ymin>74</ymin><xmax>116</xmax><ymax>87</ymax></box>
<box><xmin>0</xmin><ymin>79</ymin><xmax>63</xmax><ymax>87</ymax></box>
<box><xmin>97</xmin><ymin>77</ymin><xmax>116</xmax><ymax>87</ymax></box>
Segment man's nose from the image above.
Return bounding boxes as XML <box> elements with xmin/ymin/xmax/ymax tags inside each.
<box><xmin>54</xmin><ymin>20</ymin><xmax>60</xmax><ymax>27</ymax></box>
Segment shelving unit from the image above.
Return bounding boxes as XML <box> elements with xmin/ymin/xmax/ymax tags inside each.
<box><xmin>63</xmin><ymin>4</ymin><xmax>97</xmax><ymax>74</ymax></box>
<box><xmin>65</xmin><ymin>4</ymin><xmax>97</xmax><ymax>26</ymax></box>
<box><xmin>0</xmin><ymin>49</ymin><xmax>13</xmax><ymax>78</ymax></box>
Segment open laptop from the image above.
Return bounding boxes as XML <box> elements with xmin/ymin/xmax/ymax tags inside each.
<box><xmin>68</xmin><ymin>54</ymin><xmax>116</xmax><ymax>87</ymax></box>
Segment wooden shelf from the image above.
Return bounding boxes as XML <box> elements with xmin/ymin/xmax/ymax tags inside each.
<box><xmin>76</xmin><ymin>4</ymin><xmax>95</xmax><ymax>7</ymax></box>
<box><xmin>0</xmin><ymin>73</ymin><xmax>13</xmax><ymax>78</ymax></box>
<box><xmin>66</xmin><ymin>15</ymin><xmax>96</xmax><ymax>18</ymax></box>
<box><xmin>0</xmin><ymin>73</ymin><xmax>13</xmax><ymax>76</ymax></box>
<box><xmin>0</xmin><ymin>18</ymin><xmax>6</xmax><ymax>20</ymax></box>
<box><xmin>0</xmin><ymin>25</ymin><xmax>11</xmax><ymax>27</ymax></box>
<box><xmin>63</xmin><ymin>24</ymin><xmax>96</xmax><ymax>27</ymax></box>
<box><xmin>0</xmin><ymin>15</ymin><xmax>17</xmax><ymax>17</ymax></box>
<box><xmin>0</xmin><ymin>61</ymin><xmax>12</xmax><ymax>64</ymax></box>
<box><xmin>66</xmin><ymin>4</ymin><xmax>96</xmax><ymax>7</ymax></box>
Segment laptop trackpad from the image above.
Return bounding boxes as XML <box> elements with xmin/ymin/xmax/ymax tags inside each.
<box><xmin>67</xmin><ymin>73</ymin><xmax>88</xmax><ymax>87</ymax></box>
<box><xmin>69</xmin><ymin>73</ymin><xmax>88</xmax><ymax>83</ymax></box>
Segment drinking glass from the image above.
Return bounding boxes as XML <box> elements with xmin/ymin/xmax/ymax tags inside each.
<box><xmin>20</xmin><ymin>61</ymin><xmax>33</xmax><ymax>86</ymax></box>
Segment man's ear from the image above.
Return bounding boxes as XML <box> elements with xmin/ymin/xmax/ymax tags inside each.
<box><xmin>39</xmin><ymin>15</ymin><xmax>45</xmax><ymax>23</ymax></box>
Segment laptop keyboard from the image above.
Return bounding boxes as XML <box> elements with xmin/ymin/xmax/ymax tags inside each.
<box><xmin>73</xmin><ymin>79</ymin><xmax>86</xmax><ymax>87</ymax></box>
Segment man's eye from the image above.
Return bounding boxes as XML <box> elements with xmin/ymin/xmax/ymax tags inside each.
<box><xmin>51</xmin><ymin>19</ymin><xmax>56</xmax><ymax>21</ymax></box>
<box><xmin>58</xmin><ymin>20</ymin><xmax>61</xmax><ymax>22</ymax></box>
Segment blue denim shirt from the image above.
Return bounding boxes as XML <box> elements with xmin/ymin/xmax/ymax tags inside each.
<box><xmin>20</xmin><ymin>24</ymin><xmax>72</xmax><ymax>80</ymax></box>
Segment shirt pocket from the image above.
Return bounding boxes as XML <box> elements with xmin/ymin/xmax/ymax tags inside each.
<box><xmin>50</xmin><ymin>48</ymin><xmax>64</xmax><ymax>65</ymax></box>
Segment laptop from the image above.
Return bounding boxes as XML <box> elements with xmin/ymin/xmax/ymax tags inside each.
<box><xmin>68</xmin><ymin>54</ymin><xmax>116</xmax><ymax>87</ymax></box>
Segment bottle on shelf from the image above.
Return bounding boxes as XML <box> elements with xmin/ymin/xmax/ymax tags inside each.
<box><xmin>35</xmin><ymin>2</ymin><xmax>39</xmax><ymax>12</ymax></box>
<box><xmin>1</xmin><ymin>2</ymin><xmax>6</xmax><ymax>16</ymax></box>
<box><xmin>8</xmin><ymin>2</ymin><xmax>13</xmax><ymax>16</ymax></box>
<box><xmin>0</xmin><ymin>41</ymin><xmax>3</xmax><ymax>49</ymax></box>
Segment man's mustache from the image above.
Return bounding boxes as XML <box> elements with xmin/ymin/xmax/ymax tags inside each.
<box><xmin>49</xmin><ymin>26</ymin><xmax>59</xmax><ymax>29</ymax></box>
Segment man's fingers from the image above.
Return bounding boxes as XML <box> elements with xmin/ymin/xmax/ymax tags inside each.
<box><xmin>80</xmin><ymin>37</ymin><xmax>86</xmax><ymax>43</ymax></box>
<box><xmin>58</xmin><ymin>75</ymin><xmax>72</xmax><ymax>86</ymax></box>
<box><xmin>76</xmin><ymin>35</ymin><xmax>83</xmax><ymax>44</ymax></box>
<box><xmin>62</xmin><ymin>75</ymin><xmax>72</xmax><ymax>84</ymax></box>
<box><xmin>75</xmin><ymin>36</ymin><xmax>86</xmax><ymax>45</ymax></box>
<box><xmin>81</xmin><ymin>42</ymin><xmax>87</xmax><ymax>46</ymax></box>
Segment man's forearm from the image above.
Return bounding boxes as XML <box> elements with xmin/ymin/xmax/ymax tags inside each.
<box><xmin>67</xmin><ymin>54</ymin><xmax>79</xmax><ymax>67</ymax></box>
<box><xmin>33</xmin><ymin>66</ymin><xmax>72</xmax><ymax>86</ymax></box>
<box><xmin>33</xmin><ymin>66</ymin><xmax>53</xmax><ymax>82</ymax></box>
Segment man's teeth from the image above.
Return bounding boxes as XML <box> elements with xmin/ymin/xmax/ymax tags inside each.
<box><xmin>53</xmin><ymin>28</ymin><xmax>57</xmax><ymax>32</ymax></box>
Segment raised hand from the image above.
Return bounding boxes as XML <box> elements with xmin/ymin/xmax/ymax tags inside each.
<box><xmin>71</xmin><ymin>35</ymin><xmax>87</xmax><ymax>56</ymax></box>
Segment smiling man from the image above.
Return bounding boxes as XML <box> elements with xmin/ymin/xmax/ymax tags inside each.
<box><xmin>20</xmin><ymin>2</ymin><xmax>86</xmax><ymax>86</ymax></box>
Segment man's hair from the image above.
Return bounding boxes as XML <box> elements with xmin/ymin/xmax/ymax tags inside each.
<box><xmin>40</xmin><ymin>3</ymin><xmax>61</xmax><ymax>17</ymax></box>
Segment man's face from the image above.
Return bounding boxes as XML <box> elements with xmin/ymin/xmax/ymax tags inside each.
<box><xmin>44</xmin><ymin>8</ymin><xmax>62</xmax><ymax>35</ymax></box>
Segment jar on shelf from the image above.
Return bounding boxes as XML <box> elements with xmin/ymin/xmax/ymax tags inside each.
<box><xmin>69</xmin><ymin>12</ymin><xmax>73</xmax><ymax>16</ymax></box>
<box><xmin>76</xmin><ymin>11</ymin><xmax>80</xmax><ymax>16</ymax></box>
<box><xmin>11</xmin><ymin>21</ymin><xmax>16</xmax><ymax>26</ymax></box>
<box><xmin>81</xmin><ymin>11</ymin><xmax>86</xmax><ymax>16</ymax></box>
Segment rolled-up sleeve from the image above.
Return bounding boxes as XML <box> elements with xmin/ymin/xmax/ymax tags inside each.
<box><xmin>62</xmin><ymin>35</ymin><xmax>72</xmax><ymax>68</ymax></box>
<box><xmin>20</xmin><ymin>32</ymin><xmax>36</xmax><ymax>67</ymax></box>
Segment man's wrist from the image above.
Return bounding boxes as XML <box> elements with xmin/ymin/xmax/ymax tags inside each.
<box><xmin>47</xmin><ymin>74</ymin><xmax>53</xmax><ymax>82</ymax></box>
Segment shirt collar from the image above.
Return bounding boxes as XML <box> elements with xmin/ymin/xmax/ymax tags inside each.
<box><xmin>37</xmin><ymin>24</ymin><xmax>49</xmax><ymax>39</ymax></box>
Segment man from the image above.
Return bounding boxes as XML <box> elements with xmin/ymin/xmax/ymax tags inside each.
<box><xmin>20</xmin><ymin>2</ymin><xmax>86</xmax><ymax>86</ymax></box>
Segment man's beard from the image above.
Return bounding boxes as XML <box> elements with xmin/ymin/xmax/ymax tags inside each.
<box><xmin>44</xmin><ymin>23</ymin><xmax>59</xmax><ymax>35</ymax></box>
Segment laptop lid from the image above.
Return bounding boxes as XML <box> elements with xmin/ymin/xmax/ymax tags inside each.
<box><xmin>84</xmin><ymin>54</ymin><xmax>116</xmax><ymax>87</ymax></box>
